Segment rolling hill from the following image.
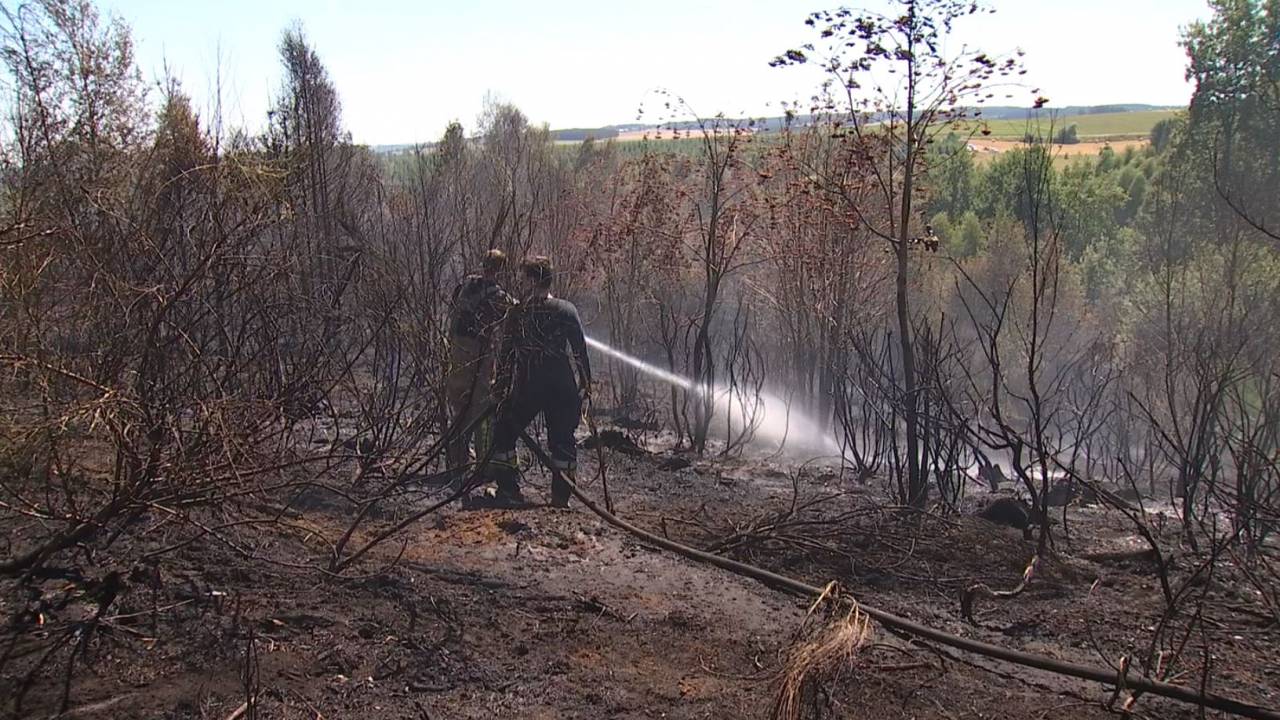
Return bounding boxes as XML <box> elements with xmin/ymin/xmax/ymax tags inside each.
<box><xmin>368</xmin><ymin>105</ymin><xmax>1182</xmax><ymax>153</ymax></box>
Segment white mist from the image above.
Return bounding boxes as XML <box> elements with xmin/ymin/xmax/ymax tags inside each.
<box><xmin>584</xmin><ymin>336</ymin><xmax>842</xmax><ymax>458</ymax></box>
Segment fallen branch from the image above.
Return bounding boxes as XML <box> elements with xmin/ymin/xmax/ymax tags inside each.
<box><xmin>581</xmin><ymin>396</ymin><xmax>615</xmax><ymax>513</ymax></box>
<box><xmin>50</xmin><ymin>691</ymin><xmax>138</xmax><ymax>719</ymax></box>
<box><xmin>961</xmin><ymin>554</ymin><xmax>1041</xmax><ymax>623</ymax></box>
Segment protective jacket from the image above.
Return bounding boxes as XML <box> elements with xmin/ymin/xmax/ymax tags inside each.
<box><xmin>490</xmin><ymin>295</ymin><xmax>592</xmax><ymax>491</ymax></box>
<box><xmin>449</xmin><ymin>274</ymin><xmax>512</xmax><ymax>341</ymax></box>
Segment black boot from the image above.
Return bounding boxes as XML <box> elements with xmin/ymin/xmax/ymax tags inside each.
<box><xmin>492</xmin><ymin>466</ymin><xmax>527</xmax><ymax>508</ymax></box>
<box><xmin>550</xmin><ymin>470</ymin><xmax>573</xmax><ymax>509</ymax></box>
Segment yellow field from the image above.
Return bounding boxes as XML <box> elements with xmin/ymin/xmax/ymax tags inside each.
<box><xmin>598</xmin><ymin>110</ymin><xmax>1172</xmax><ymax>165</ymax></box>
<box><xmin>961</xmin><ymin>109</ymin><xmax>1179</xmax><ymax>141</ymax></box>
<box><xmin>968</xmin><ymin>138</ymin><xmax>1148</xmax><ymax>165</ymax></box>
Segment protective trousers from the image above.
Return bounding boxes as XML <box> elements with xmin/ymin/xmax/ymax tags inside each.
<box><xmin>444</xmin><ymin>335</ymin><xmax>494</xmax><ymax>480</ymax></box>
<box><xmin>488</xmin><ymin>361</ymin><xmax>580</xmax><ymax>501</ymax></box>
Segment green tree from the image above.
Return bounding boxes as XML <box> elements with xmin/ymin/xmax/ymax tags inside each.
<box><xmin>953</xmin><ymin>210</ymin><xmax>984</xmax><ymax>257</ymax></box>
<box><xmin>1149</xmin><ymin>116</ymin><xmax>1182</xmax><ymax>154</ymax></box>
<box><xmin>1077</xmin><ymin>226</ymin><xmax>1138</xmax><ymax>304</ymax></box>
<box><xmin>1116</xmin><ymin>165</ymin><xmax>1147</xmax><ymax>224</ymax></box>
<box><xmin>975</xmin><ymin>145</ymin><xmax>1054</xmax><ymax>230</ymax></box>
<box><xmin>1055</xmin><ymin>160</ymin><xmax>1126</xmax><ymax>258</ymax></box>
<box><xmin>930</xmin><ymin>211</ymin><xmax>955</xmax><ymax>248</ymax></box>
<box><xmin>925</xmin><ymin>132</ymin><xmax>976</xmax><ymax>219</ymax></box>
<box><xmin>1181</xmin><ymin>0</ymin><xmax>1279</xmax><ymax>240</ymax></box>
<box><xmin>1096</xmin><ymin>145</ymin><xmax>1119</xmax><ymax>173</ymax></box>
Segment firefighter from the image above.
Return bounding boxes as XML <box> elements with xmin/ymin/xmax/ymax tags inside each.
<box><xmin>485</xmin><ymin>256</ymin><xmax>592</xmax><ymax>508</ymax></box>
<box><xmin>445</xmin><ymin>249</ymin><xmax>514</xmax><ymax>483</ymax></box>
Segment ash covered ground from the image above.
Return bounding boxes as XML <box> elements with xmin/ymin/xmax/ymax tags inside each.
<box><xmin>3</xmin><ymin>431</ymin><xmax>1278</xmax><ymax>719</ymax></box>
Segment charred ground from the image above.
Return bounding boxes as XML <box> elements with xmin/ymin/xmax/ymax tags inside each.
<box><xmin>4</xmin><ymin>435</ymin><xmax>1276</xmax><ymax>719</ymax></box>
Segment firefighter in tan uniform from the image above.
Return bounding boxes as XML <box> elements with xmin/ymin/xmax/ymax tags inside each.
<box><xmin>445</xmin><ymin>250</ymin><xmax>514</xmax><ymax>481</ymax></box>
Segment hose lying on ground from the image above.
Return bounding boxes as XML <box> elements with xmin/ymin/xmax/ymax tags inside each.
<box><xmin>516</xmin><ymin>432</ymin><xmax>1280</xmax><ymax>720</ymax></box>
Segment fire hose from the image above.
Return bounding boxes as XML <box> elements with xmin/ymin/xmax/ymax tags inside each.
<box><xmin>516</xmin><ymin>433</ymin><xmax>1280</xmax><ymax>720</ymax></box>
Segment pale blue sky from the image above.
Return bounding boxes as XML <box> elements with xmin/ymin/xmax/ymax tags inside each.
<box><xmin>99</xmin><ymin>0</ymin><xmax>1213</xmax><ymax>145</ymax></box>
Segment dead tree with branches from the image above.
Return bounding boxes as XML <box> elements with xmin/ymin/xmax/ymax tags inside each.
<box><xmin>774</xmin><ymin>0</ymin><xmax>1033</xmax><ymax>507</ymax></box>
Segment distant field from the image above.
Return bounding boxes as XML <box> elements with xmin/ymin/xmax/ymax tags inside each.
<box><xmin>616</xmin><ymin>129</ymin><xmax>654</xmax><ymax>142</ymax></box>
<box><xmin>581</xmin><ymin>110</ymin><xmax>1179</xmax><ymax>165</ymax></box>
<box><xmin>609</xmin><ymin>110</ymin><xmax>1180</xmax><ymax>144</ymax></box>
<box><xmin>968</xmin><ymin>139</ymin><xmax>1149</xmax><ymax>167</ymax></box>
<box><xmin>613</xmin><ymin>129</ymin><xmax>736</xmax><ymax>144</ymax></box>
<box><xmin>961</xmin><ymin>109</ymin><xmax>1180</xmax><ymax>140</ymax></box>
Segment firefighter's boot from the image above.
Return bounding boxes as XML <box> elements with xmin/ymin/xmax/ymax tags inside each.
<box><xmin>490</xmin><ymin>462</ymin><xmax>526</xmax><ymax>508</ymax></box>
<box><xmin>551</xmin><ymin>469</ymin><xmax>573</xmax><ymax>509</ymax></box>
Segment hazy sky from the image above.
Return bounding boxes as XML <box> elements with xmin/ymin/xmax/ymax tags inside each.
<box><xmin>99</xmin><ymin>0</ymin><xmax>1213</xmax><ymax>145</ymax></box>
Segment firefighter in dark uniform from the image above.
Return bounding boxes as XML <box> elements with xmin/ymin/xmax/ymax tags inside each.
<box><xmin>445</xmin><ymin>249</ymin><xmax>514</xmax><ymax>482</ymax></box>
<box><xmin>486</xmin><ymin>256</ymin><xmax>592</xmax><ymax>508</ymax></box>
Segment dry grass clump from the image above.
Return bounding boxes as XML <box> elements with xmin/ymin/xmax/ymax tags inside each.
<box><xmin>771</xmin><ymin>583</ymin><xmax>873</xmax><ymax>720</ymax></box>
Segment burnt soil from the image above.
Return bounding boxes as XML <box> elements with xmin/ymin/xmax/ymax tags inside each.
<box><xmin>3</xmin><ymin>440</ymin><xmax>1279</xmax><ymax>719</ymax></box>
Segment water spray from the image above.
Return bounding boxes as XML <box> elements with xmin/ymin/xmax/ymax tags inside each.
<box><xmin>584</xmin><ymin>336</ymin><xmax>843</xmax><ymax>458</ymax></box>
<box><xmin>584</xmin><ymin>336</ymin><xmax>692</xmax><ymax>390</ymax></box>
